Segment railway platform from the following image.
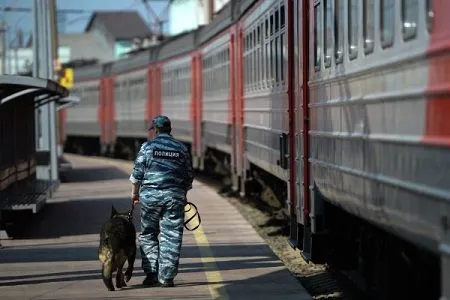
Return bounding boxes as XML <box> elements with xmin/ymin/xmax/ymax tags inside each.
<box><xmin>0</xmin><ymin>154</ymin><xmax>312</xmax><ymax>299</ymax></box>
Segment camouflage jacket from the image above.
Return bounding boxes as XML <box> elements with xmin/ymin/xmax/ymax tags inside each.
<box><xmin>129</xmin><ymin>133</ymin><xmax>194</xmax><ymax>193</ymax></box>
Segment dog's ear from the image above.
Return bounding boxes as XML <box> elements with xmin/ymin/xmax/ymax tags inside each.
<box><xmin>111</xmin><ymin>205</ymin><xmax>118</xmax><ymax>218</ymax></box>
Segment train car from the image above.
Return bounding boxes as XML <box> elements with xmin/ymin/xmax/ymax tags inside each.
<box><xmin>233</xmin><ymin>0</ymin><xmax>295</xmax><ymax>218</ymax></box>
<box><xmin>196</xmin><ymin>4</ymin><xmax>233</xmax><ymax>178</ymax></box>
<box><xmin>64</xmin><ymin>64</ymin><xmax>103</xmax><ymax>155</ymax></box>
<box><xmin>107</xmin><ymin>50</ymin><xmax>151</xmax><ymax>159</ymax></box>
<box><xmin>64</xmin><ymin>0</ymin><xmax>450</xmax><ymax>298</ymax></box>
<box><xmin>157</xmin><ymin>31</ymin><xmax>198</xmax><ymax>158</ymax></box>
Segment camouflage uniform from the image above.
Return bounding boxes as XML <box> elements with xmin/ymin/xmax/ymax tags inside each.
<box><xmin>129</xmin><ymin>115</ymin><xmax>194</xmax><ymax>286</ymax></box>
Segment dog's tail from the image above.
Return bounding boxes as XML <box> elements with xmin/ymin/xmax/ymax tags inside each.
<box><xmin>98</xmin><ymin>232</ymin><xmax>111</xmax><ymax>264</ymax></box>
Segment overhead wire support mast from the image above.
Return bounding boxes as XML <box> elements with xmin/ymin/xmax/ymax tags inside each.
<box><xmin>32</xmin><ymin>0</ymin><xmax>60</xmax><ymax>193</ymax></box>
<box><xmin>141</xmin><ymin>0</ymin><xmax>170</xmax><ymax>39</ymax></box>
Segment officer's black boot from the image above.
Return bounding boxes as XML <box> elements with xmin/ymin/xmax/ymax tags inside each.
<box><xmin>142</xmin><ymin>273</ymin><xmax>158</xmax><ymax>286</ymax></box>
<box><xmin>159</xmin><ymin>280</ymin><xmax>174</xmax><ymax>287</ymax></box>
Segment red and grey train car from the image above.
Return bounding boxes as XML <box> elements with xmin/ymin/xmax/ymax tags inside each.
<box><xmin>63</xmin><ymin>0</ymin><xmax>449</xmax><ymax>298</ymax></box>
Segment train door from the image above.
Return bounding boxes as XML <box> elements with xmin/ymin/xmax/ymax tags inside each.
<box><xmin>289</xmin><ymin>0</ymin><xmax>311</xmax><ymax>256</ymax></box>
<box><xmin>230</xmin><ymin>27</ymin><xmax>237</xmax><ymax>191</ymax></box>
<box><xmin>238</xmin><ymin>24</ymin><xmax>246</xmax><ymax>195</ymax></box>
<box><xmin>285</xmin><ymin>0</ymin><xmax>300</xmax><ymax>249</ymax></box>
<box><xmin>230</xmin><ymin>25</ymin><xmax>244</xmax><ymax>193</ymax></box>
<box><xmin>230</xmin><ymin>29</ymin><xmax>238</xmax><ymax>191</ymax></box>
<box><xmin>191</xmin><ymin>53</ymin><xmax>203</xmax><ymax>169</ymax></box>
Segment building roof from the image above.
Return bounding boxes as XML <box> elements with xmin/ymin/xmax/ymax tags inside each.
<box><xmin>84</xmin><ymin>11</ymin><xmax>153</xmax><ymax>40</ymax></box>
<box><xmin>59</xmin><ymin>32</ymin><xmax>114</xmax><ymax>63</ymax></box>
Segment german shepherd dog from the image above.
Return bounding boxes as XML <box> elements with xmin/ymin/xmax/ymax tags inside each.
<box><xmin>98</xmin><ymin>205</ymin><xmax>136</xmax><ymax>291</ymax></box>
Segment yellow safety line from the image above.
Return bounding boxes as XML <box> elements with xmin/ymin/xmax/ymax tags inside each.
<box><xmin>67</xmin><ymin>154</ymin><xmax>228</xmax><ymax>299</ymax></box>
<box><xmin>192</xmin><ymin>225</ymin><xmax>229</xmax><ymax>300</ymax></box>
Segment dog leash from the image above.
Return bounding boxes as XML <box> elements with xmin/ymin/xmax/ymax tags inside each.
<box><xmin>184</xmin><ymin>201</ymin><xmax>201</xmax><ymax>231</ymax></box>
<box><xmin>127</xmin><ymin>201</ymin><xmax>201</xmax><ymax>231</ymax></box>
<box><xmin>128</xmin><ymin>202</ymin><xmax>135</xmax><ymax>221</ymax></box>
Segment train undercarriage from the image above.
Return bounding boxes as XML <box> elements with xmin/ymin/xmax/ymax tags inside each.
<box><xmin>297</xmin><ymin>194</ymin><xmax>441</xmax><ymax>300</ymax></box>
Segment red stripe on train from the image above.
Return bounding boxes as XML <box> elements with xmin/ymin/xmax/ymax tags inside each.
<box><xmin>424</xmin><ymin>0</ymin><xmax>450</xmax><ymax>146</ymax></box>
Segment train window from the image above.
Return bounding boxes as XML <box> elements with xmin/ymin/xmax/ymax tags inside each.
<box><xmin>249</xmin><ymin>32</ymin><xmax>253</xmax><ymax>89</ymax></box>
<box><xmin>209</xmin><ymin>61</ymin><xmax>212</xmax><ymax>92</ymax></box>
<box><xmin>265</xmin><ymin>38</ymin><xmax>271</xmax><ymax>85</ymax></box>
<box><xmin>402</xmin><ymin>0</ymin><xmax>418</xmax><ymax>40</ymax></box>
<box><xmin>250</xmin><ymin>31</ymin><xmax>254</xmax><ymax>89</ymax></box>
<box><xmin>276</xmin><ymin>7</ymin><xmax>281</xmax><ymax>83</ymax></box>
<box><xmin>265</xmin><ymin>18</ymin><xmax>269</xmax><ymax>38</ymax></box>
<box><xmin>267</xmin><ymin>38</ymin><xmax>277</xmax><ymax>84</ymax></box>
<box><xmin>314</xmin><ymin>1</ymin><xmax>321</xmax><ymax>70</ymax></box>
<box><xmin>270</xmin><ymin>13</ymin><xmax>274</xmax><ymax>35</ymax></box>
<box><xmin>380</xmin><ymin>0</ymin><xmax>395</xmax><ymax>48</ymax></box>
<box><xmin>275</xmin><ymin>9</ymin><xmax>280</xmax><ymax>32</ymax></box>
<box><xmin>207</xmin><ymin>57</ymin><xmax>211</xmax><ymax>92</ymax></box>
<box><xmin>282</xmin><ymin>31</ymin><xmax>286</xmax><ymax>81</ymax></box>
<box><xmin>256</xmin><ymin>26</ymin><xmax>261</xmax><ymax>89</ymax></box>
<box><xmin>334</xmin><ymin>0</ymin><xmax>344</xmax><ymax>63</ymax></box>
<box><xmin>426</xmin><ymin>0</ymin><xmax>434</xmax><ymax>32</ymax></box>
<box><xmin>323</xmin><ymin>0</ymin><xmax>332</xmax><ymax>67</ymax></box>
<box><xmin>280</xmin><ymin>4</ymin><xmax>285</xmax><ymax>28</ymax></box>
<box><xmin>244</xmin><ymin>34</ymin><xmax>248</xmax><ymax>51</ymax></box>
<box><xmin>246</xmin><ymin>34</ymin><xmax>249</xmax><ymax>90</ymax></box>
<box><xmin>244</xmin><ymin>36</ymin><xmax>248</xmax><ymax>89</ymax></box>
<box><xmin>254</xmin><ymin>28</ymin><xmax>258</xmax><ymax>89</ymax></box>
<box><xmin>256</xmin><ymin>31</ymin><xmax>260</xmax><ymax>89</ymax></box>
<box><xmin>202</xmin><ymin>59</ymin><xmax>207</xmax><ymax>93</ymax></box>
<box><xmin>348</xmin><ymin>0</ymin><xmax>358</xmax><ymax>59</ymax></box>
<box><xmin>275</xmin><ymin>35</ymin><xmax>279</xmax><ymax>82</ymax></box>
<box><xmin>260</xmin><ymin>22</ymin><xmax>265</xmax><ymax>88</ymax></box>
<box><xmin>363</xmin><ymin>0</ymin><xmax>375</xmax><ymax>54</ymax></box>
<box><xmin>227</xmin><ymin>48</ymin><xmax>230</xmax><ymax>88</ymax></box>
<box><xmin>257</xmin><ymin>25</ymin><xmax>261</xmax><ymax>43</ymax></box>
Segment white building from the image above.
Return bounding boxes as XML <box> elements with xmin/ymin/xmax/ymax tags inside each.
<box><xmin>169</xmin><ymin>0</ymin><xmax>230</xmax><ymax>36</ymax></box>
<box><xmin>213</xmin><ymin>0</ymin><xmax>230</xmax><ymax>13</ymax></box>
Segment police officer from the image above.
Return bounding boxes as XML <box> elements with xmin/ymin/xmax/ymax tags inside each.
<box><xmin>129</xmin><ymin>115</ymin><xmax>194</xmax><ymax>287</ymax></box>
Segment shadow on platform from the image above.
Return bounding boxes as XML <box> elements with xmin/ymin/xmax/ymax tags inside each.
<box><xmin>0</xmin><ymin>267</ymin><xmax>303</xmax><ymax>299</ymax></box>
<box><xmin>62</xmin><ymin>166</ymin><xmax>130</xmax><ymax>183</ymax></box>
<box><xmin>0</xmin><ymin>243</ymin><xmax>305</xmax><ymax>299</ymax></box>
<box><xmin>7</xmin><ymin>197</ymin><xmax>139</xmax><ymax>239</ymax></box>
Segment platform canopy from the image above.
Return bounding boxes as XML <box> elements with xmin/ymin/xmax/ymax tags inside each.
<box><xmin>0</xmin><ymin>75</ymin><xmax>79</xmax><ymax>109</ymax></box>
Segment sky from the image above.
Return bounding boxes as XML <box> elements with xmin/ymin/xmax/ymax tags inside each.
<box><xmin>0</xmin><ymin>0</ymin><xmax>170</xmax><ymax>46</ymax></box>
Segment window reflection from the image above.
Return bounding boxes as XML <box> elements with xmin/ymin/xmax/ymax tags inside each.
<box><xmin>401</xmin><ymin>0</ymin><xmax>418</xmax><ymax>40</ymax></box>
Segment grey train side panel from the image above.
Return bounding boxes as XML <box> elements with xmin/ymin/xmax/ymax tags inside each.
<box><xmin>73</xmin><ymin>64</ymin><xmax>104</xmax><ymax>81</ymax></box>
<box><xmin>110</xmin><ymin>50</ymin><xmax>151</xmax><ymax>74</ymax></box>
<box><xmin>116</xmin><ymin>120</ymin><xmax>148</xmax><ymax>139</ymax></box>
<box><xmin>158</xmin><ymin>31</ymin><xmax>197</xmax><ymax>62</ymax></box>
<box><xmin>240</xmin><ymin>0</ymin><xmax>289</xmax><ymax>182</ymax></box>
<box><xmin>66</xmin><ymin>121</ymin><xmax>101</xmax><ymax>137</ymax></box>
<box><xmin>171</xmin><ymin>120</ymin><xmax>193</xmax><ymax>143</ymax></box>
<box><xmin>202</xmin><ymin>121</ymin><xmax>232</xmax><ymax>154</ymax></box>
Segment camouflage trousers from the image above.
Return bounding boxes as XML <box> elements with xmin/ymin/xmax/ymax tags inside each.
<box><xmin>138</xmin><ymin>190</ymin><xmax>185</xmax><ymax>284</ymax></box>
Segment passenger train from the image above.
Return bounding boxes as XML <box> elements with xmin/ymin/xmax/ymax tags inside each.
<box><xmin>64</xmin><ymin>0</ymin><xmax>449</xmax><ymax>299</ymax></box>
